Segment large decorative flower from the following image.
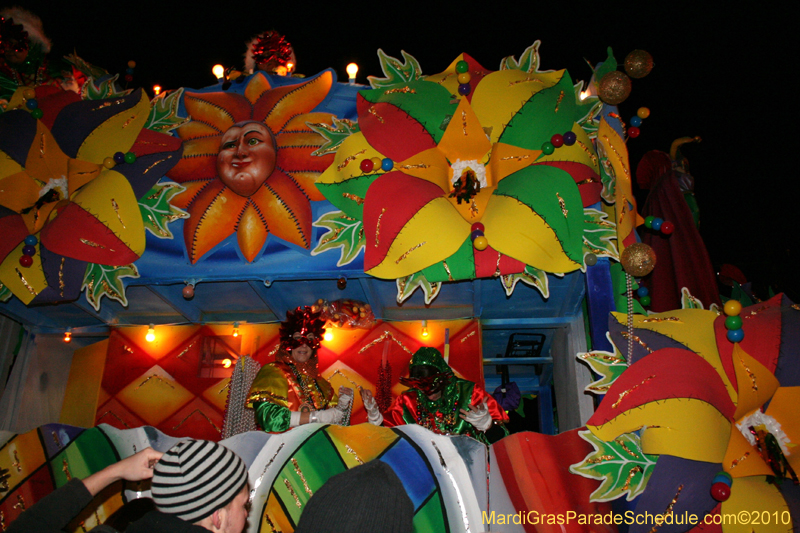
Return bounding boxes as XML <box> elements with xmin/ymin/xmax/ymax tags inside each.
<box><xmin>167</xmin><ymin>71</ymin><xmax>335</xmax><ymax>263</ymax></box>
<box><xmin>0</xmin><ymin>86</ymin><xmax>182</xmax><ymax>304</ymax></box>
<box><xmin>317</xmin><ymin>53</ymin><xmax>602</xmax><ymax>281</ymax></box>
<box><xmin>583</xmin><ymin>297</ymin><xmax>799</xmax><ymax>533</ymax></box>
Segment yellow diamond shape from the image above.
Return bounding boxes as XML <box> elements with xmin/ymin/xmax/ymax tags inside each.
<box><xmin>116</xmin><ymin>365</ymin><xmax>194</xmax><ymax>425</ymax></box>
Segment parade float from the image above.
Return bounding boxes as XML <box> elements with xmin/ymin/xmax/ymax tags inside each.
<box><xmin>0</xmin><ymin>13</ymin><xmax>796</xmax><ymax>533</ymax></box>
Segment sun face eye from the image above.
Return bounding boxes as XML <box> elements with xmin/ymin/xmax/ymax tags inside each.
<box><xmin>221</xmin><ymin>141</ymin><xmax>236</xmax><ymax>150</ymax></box>
<box><xmin>248</xmin><ymin>137</ymin><xmax>261</xmax><ymax>146</ymax></box>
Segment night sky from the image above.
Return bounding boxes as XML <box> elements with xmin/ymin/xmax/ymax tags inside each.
<box><xmin>8</xmin><ymin>1</ymin><xmax>796</xmax><ymax>300</ymax></box>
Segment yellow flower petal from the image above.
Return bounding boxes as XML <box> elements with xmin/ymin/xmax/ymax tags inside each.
<box><xmin>0</xmin><ymin>240</ymin><xmax>46</xmax><ymax>305</ymax></box>
<box><xmin>436</xmin><ymin>97</ymin><xmax>492</xmax><ymax>165</ymax></box>
<box><xmin>317</xmin><ymin>132</ymin><xmax>382</xmax><ymax>184</ymax></box>
<box><xmin>723</xmin><ymin>423</ymin><xmax>773</xmax><ymax>478</ymax></box>
<box><xmin>488</xmin><ymin>143</ymin><xmax>543</xmax><ymax>185</ymax></box>
<box><xmin>77</xmin><ymin>90</ymin><xmax>150</xmax><ymax>164</ymax></box>
<box><xmin>395</xmin><ymin>147</ymin><xmax>450</xmax><ymax>190</ymax></box>
<box><xmin>720</xmin><ymin>476</ymin><xmax>792</xmax><ymax>533</ymax></box>
<box><xmin>731</xmin><ymin>343</ymin><xmax>779</xmax><ymax>420</ymax></box>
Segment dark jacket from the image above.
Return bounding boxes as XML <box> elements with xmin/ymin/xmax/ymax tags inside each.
<box><xmin>126</xmin><ymin>510</ymin><xmax>209</xmax><ymax>532</ymax></box>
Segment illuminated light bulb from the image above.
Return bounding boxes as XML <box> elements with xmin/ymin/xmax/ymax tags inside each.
<box><xmin>146</xmin><ymin>324</ymin><xmax>155</xmax><ymax>342</ymax></box>
<box><xmin>286</xmin><ymin>62</ymin><xmax>294</xmax><ymax>72</ymax></box>
<box><xmin>153</xmin><ymin>85</ymin><xmax>162</xmax><ymax>95</ymax></box>
<box><xmin>223</xmin><ymin>358</ymin><xmax>232</xmax><ymax>369</ymax></box>
<box><xmin>579</xmin><ymin>90</ymin><xmax>589</xmax><ymax>100</ymax></box>
<box><xmin>232</xmin><ymin>322</ymin><xmax>239</xmax><ymax>337</ymax></box>
<box><xmin>346</xmin><ymin>63</ymin><xmax>358</xmax><ymax>85</ymax></box>
<box><xmin>212</xmin><ymin>64</ymin><xmax>225</xmax><ymax>80</ymax></box>
<box><xmin>324</xmin><ymin>331</ymin><xmax>334</xmax><ymax>342</ymax></box>
<box><xmin>64</xmin><ymin>327</ymin><xmax>72</xmax><ymax>343</ymax></box>
<box><xmin>421</xmin><ymin>320</ymin><xmax>429</xmax><ymax>337</ymax></box>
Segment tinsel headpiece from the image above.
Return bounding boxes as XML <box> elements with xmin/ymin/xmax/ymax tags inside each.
<box><xmin>279</xmin><ymin>306</ymin><xmax>325</xmax><ymax>351</ymax></box>
<box><xmin>245</xmin><ymin>31</ymin><xmax>294</xmax><ymax>74</ymax></box>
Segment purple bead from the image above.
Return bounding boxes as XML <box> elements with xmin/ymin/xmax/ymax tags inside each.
<box><xmin>458</xmin><ymin>83</ymin><xmax>471</xmax><ymax>96</ymax></box>
<box><xmin>471</xmin><ymin>229</ymin><xmax>484</xmax><ymax>240</ymax></box>
<box><xmin>563</xmin><ymin>131</ymin><xmax>577</xmax><ymax>146</ymax></box>
<box><xmin>114</xmin><ymin>152</ymin><xmax>126</xmax><ymax>164</ymax></box>
<box><xmin>22</xmin><ymin>245</ymin><xmax>36</xmax><ymax>256</ymax></box>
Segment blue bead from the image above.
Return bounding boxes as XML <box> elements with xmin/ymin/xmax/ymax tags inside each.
<box><xmin>712</xmin><ymin>473</ymin><xmax>732</xmax><ymax>486</ymax></box>
<box><xmin>630</xmin><ymin>116</ymin><xmax>642</xmax><ymax>127</ymax></box>
<box><xmin>24</xmin><ymin>234</ymin><xmax>38</xmax><ymax>246</ymax></box>
<box><xmin>126</xmin><ymin>67</ymin><xmax>134</xmax><ymax>74</ymax></box>
<box><xmin>25</xmin><ymin>99</ymin><xmax>38</xmax><ymax>109</ymax></box>
<box><xmin>457</xmin><ymin>83</ymin><xmax>471</xmax><ymax>96</ymax></box>
<box><xmin>380</xmin><ymin>158</ymin><xmax>394</xmax><ymax>171</ymax></box>
<box><xmin>636</xmin><ymin>286</ymin><xmax>649</xmax><ymax>297</ymax></box>
<box><xmin>727</xmin><ymin>329</ymin><xmax>744</xmax><ymax>342</ymax></box>
<box><xmin>651</xmin><ymin>217</ymin><xmax>663</xmax><ymax>231</ymax></box>
<box><xmin>563</xmin><ymin>131</ymin><xmax>577</xmax><ymax>146</ymax></box>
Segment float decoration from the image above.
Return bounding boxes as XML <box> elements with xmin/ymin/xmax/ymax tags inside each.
<box><xmin>166</xmin><ymin>71</ymin><xmax>336</xmax><ymax>263</ymax></box>
<box><xmin>569</xmin><ymin>429</ymin><xmax>656</xmax><ymax>501</ymax></box>
<box><xmin>144</xmin><ymin>87</ymin><xmax>190</xmax><ymax>133</ymax></box>
<box><xmin>307</xmin><ymin>117</ymin><xmax>359</xmax><ymax>157</ymax></box>
<box><xmin>310</xmin><ymin>209</ymin><xmax>365</xmax><ymax>267</ymax></box>
<box><xmin>81</xmin><ymin>263</ymin><xmax>139</xmax><ymax>310</ymax></box>
<box><xmin>0</xmin><ymin>85</ymin><xmax>183</xmax><ymax>306</ymax></box>
<box><xmin>318</xmin><ymin>46</ymin><xmax>612</xmax><ymax>305</ymax></box>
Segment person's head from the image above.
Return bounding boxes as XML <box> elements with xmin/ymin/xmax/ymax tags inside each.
<box><xmin>400</xmin><ymin>347</ymin><xmax>452</xmax><ymax>399</ymax></box>
<box><xmin>295</xmin><ymin>461</ymin><xmax>413</xmax><ymax>533</ymax></box>
<box><xmin>278</xmin><ymin>306</ymin><xmax>325</xmax><ymax>364</ymax></box>
<box><xmin>151</xmin><ymin>440</ymin><xmax>249</xmax><ymax>532</ymax></box>
<box><xmin>216</xmin><ymin>121</ymin><xmax>277</xmax><ymax>197</ymax></box>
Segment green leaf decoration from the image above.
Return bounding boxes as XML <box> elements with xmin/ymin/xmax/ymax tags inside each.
<box><xmin>609</xmin><ymin>262</ymin><xmax>647</xmax><ymax>315</ymax></box>
<box><xmin>145</xmin><ymin>88</ymin><xmax>190</xmax><ymax>133</ymax></box>
<box><xmin>422</xmin><ymin>238</ymin><xmax>475</xmax><ymax>283</ymax></box>
<box><xmin>81</xmin><ymin>75</ymin><xmax>131</xmax><ymax>101</ymax></box>
<box><xmin>310</xmin><ymin>210</ymin><xmax>365</xmax><ymax>267</ymax></box>
<box><xmin>499</xmin><ymin>41</ymin><xmax>543</xmax><ymax>73</ymax></box>
<box><xmin>396</xmin><ymin>271</ymin><xmax>441</xmax><ymax>305</ymax></box>
<box><xmin>63</xmin><ymin>53</ymin><xmax>110</xmax><ymax>80</ymax></box>
<box><xmin>570</xmin><ymin>430</ymin><xmax>656</xmax><ymax>502</ymax></box>
<box><xmin>82</xmin><ymin>263</ymin><xmax>139</xmax><ymax>311</ymax></box>
<box><xmin>368</xmin><ymin>49</ymin><xmax>423</xmax><ymax>89</ymax></box>
<box><xmin>138</xmin><ymin>182</ymin><xmax>189</xmax><ymax>239</ymax></box>
<box><xmin>576</xmin><ymin>90</ymin><xmax>603</xmax><ymax>138</ymax></box>
<box><xmin>0</xmin><ymin>282</ymin><xmax>12</xmax><ymax>302</ymax></box>
<box><xmin>583</xmin><ymin>208</ymin><xmax>618</xmax><ymax>261</ymax></box>
<box><xmin>307</xmin><ymin>118</ymin><xmax>359</xmax><ymax>157</ymax></box>
<box><xmin>577</xmin><ymin>347</ymin><xmax>628</xmax><ymax>394</ymax></box>
<box><xmin>593</xmin><ymin>47</ymin><xmax>618</xmax><ymax>85</ymax></box>
<box><xmin>596</xmin><ymin>142</ymin><xmax>616</xmax><ymax>203</ymax></box>
<box><xmin>499</xmin><ymin>266</ymin><xmax>550</xmax><ymax>298</ymax></box>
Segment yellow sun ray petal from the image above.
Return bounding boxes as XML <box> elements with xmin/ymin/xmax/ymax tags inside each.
<box><xmin>366</xmin><ymin>196</ymin><xmax>471</xmax><ymax>279</ymax></box>
<box><xmin>237</xmin><ymin>201</ymin><xmax>269</xmax><ymax>262</ymax></box>
<box><xmin>536</xmin><ymin>124</ymin><xmax>599</xmax><ymax>172</ymax></box>
<box><xmin>175</xmin><ymin>121</ymin><xmax>223</xmax><ymax>141</ymax></box>
<box><xmin>723</xmin><ymin>423</ymin><xmax>772</xmax><ymax>478</ymax></box>
<box><xmin>731</xmin><ymin>343</ymin><xmax>779</xmax><ymax>420</ymax></box>
<box><xmin>0</xmin><ymin>171</ymin><xmax>39</xmax><ymax>212</ymax></box>
<box><xmin>77</xmin><ymin>90</ymin><xmax>150</xmax><ymax>164</ymax></box>
<box><xmin>244</xmin><ymin>72</ymin><xmax>273</xmax><ymax>105</ymax></box>
<box><xmin>488</xmin><ymin>143</ymin><xmax>543</xmax><ymax>184</ymax></box>
<box><xmin>482</xmin><ymin>194</ymin><xmax>580</xmax><ymax>273</ymax></box>
<box><xmin>394</xmin><ymin>147</ymin><xmax>450</xmax><ymax>190</ymax></box>
<box><xmin>67</xmin><ymin>158</ymin><xmax>102</xmax><ymax>196</ymax></box>
<box><xmin>24</xmin><ymin>121</ymin><xmax>69</xmax><ymax>185</ymax></box>
<box><xmin>251</xmin><ymin>171</ymin><xmax>311</xmax><ymax>248</ymax></box>
<box><xmin>588</xmin><ymin>398</ymin><xmax>731</xmax><ymax>463</ymax></box>
<box><xmin>282</xmin><ymin>112</ymin><xmax>335</xmax><ymax>132</ymax></box>
<box><xmin>472</xmin><ymin>69</ymin><xmax>564</xmax><ymax>144</ymax></box>
<box><xmin>184</xmin><ymin>183</ymin><xmax>248</xmax><ymax>263</ymax></box>
<box><xmin>436</xmin><ymin>96</ymin><xmax>492</xmax><ymax>164</ymax></box>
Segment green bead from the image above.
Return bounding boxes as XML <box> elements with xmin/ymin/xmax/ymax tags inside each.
<box><xmin>644</xmin><ymin>215</ymin><xmax>655</xmax><ymax>228</ymax></box>
<box><xmin>725</xmin><ymin>315</ymin><xmax>742</xmax><ymax>330</ymax></box>
<box><xmin>456</xmin><ymin>60</ymin><xmax>469</xmax><ymax>74</ymax></box>
<box><xmin>541</xmin><ymin>142</ymin><xmax>555</xmax><ymax>155</ymax></box>
<box><xmin>639</xmin><ymin>295</ymin><xmax>651</xmax><ymax>306</ymax></box>
<box><xmin>124</xmin><ymin>151</ymin><xmax>137</xmax><ymax>164</ymax></box>
<box><xmin>30</xmin><ymin>108</ymin><xmax>43</xmax><ymax>119</ymax></box>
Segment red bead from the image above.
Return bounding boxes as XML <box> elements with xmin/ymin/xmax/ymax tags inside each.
<box><xmin>19</xmin><ymin>255</ymin><xmax>33</xmax><ymax>267</ymax></box>
<box><xmin>628</xmin><ymin>126</ymin><xmax>641</xmax><ymax>138</ymax></box>
<box><xmin>550</xmin><ymin>133</ymin><xmax>564</xmax><ymax>147</ymax></box>
<box><xmin>710</xmin><ymin>482</ymin><xmax>731</xmax><ymax>502</ymax></box>
<box><xmin>124</xmin><ymin>74</ymin><xmax>134</xmax><ymax>82</ymax></box>
<box><xmin>359</xmin><ymin>158</ymin><xmax>374</xmax><ymax>173</ymax></box>
<box><xmin>471</xmin><ymin>222</ymin><xmax>485</xmax><ymax>232</ymax></box>
<box><xmin>660</xmin><ymin>221</ymin><xmax>675</xmax><ymax>234</ymax></box>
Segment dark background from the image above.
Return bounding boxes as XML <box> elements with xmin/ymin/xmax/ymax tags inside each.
<box><xmin>8</xmin><ymin>1</ymin><xmax>796</xmax><ymax>301</ymax></box>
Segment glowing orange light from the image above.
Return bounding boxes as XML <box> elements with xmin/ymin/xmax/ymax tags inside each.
<box><xmin>212</xmin><ymin>64</ymin><xmax>225</xmax><ymax>79</ymax></box>
<box><xmin>421</xmin><ymin>320</ymin><xmax>429</xmax><ymax>337</ymax></box>
<box><xmin>146</xmin><ymin>324</ymin><xmax>155</xmax><ymax>342</ymax></box>
<box><xmin>223</xmin><ymin>358</ymin><xmax>232</xmax><ymax>368</ymax></box>
<box><xmin>324</xmin><ymin>331</ymin><xmax>334</xmax><ymax>342</ymax></box>
<box><xmin>64</xmin><ymin>328</ymin><xmax>72</xmax><ymax>343</ymax></box>
<box><xmin>233</xmin><ymin>322</ymin><xmax>239</xmax><ymax>337</ymax></box>
<box><xmin>153</xmin><ymin>85</ymin><xmax>162</xmax><ymax>95</ymax></box>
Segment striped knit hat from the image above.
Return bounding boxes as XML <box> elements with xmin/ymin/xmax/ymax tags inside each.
<box><xmin>151</xmin><ymin>439</ymin><xmax>248</xmax><ymax>522</ymax></box>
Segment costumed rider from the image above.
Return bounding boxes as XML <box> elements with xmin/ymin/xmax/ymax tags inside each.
<box><xmin>361</xmin><ymin>347</ymin><xmax>508</xmax><ymax>443</ymax></box>
<box><xmin>247</xmin><ymin>306</ymin><xmax>353</xmax><ymax>432</ymax></box>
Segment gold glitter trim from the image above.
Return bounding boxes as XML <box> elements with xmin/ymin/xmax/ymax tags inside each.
<box><xmin>11</xmin><ymin>450</ymin><xmax>21</xmax><ymax>472</ymax></box>
<box><xmin>396</xmin><ymin>242</ymin><xmax>426</xmax><ymax>264</ymax></box>
<box><xmin>96</xmin><ymin>411</ymin><xmax>132</xmax><ymax>428</ymax></box>
<box><xmin>143</xmin><ymin>156</ymin><xmax>171</xmax><ymax>174</ymax></box>
<box><xmin>367</xmin><ymin>106</ymin><xmax>384</xmax><ymax>124</ymax></box>
<box><xmin>146</xmin><ymin>189</ymin><xmax>161</xmax><ymax>200</ymax></box>
<box><xmin>319</xmin><ymin>227</ymin><xmax>343</xmax><ymax>246</ymax></box>
<box><xmin>507</xmin><ymin>77</ymin><xmax>544</xmax><ymax>87</ymax></box>
<box><xmin>499</xmin><ymin>154</ymin><xmax>531</xmax><ymax>162</ymax></box>
<box><xmin>460</xmin><ymin>330</ymin><xmax>476</xmax><ymax>343</ymax></box>
<box><xmin>341</xmin><ymin>193</ymin><xmax>364</xmax><ymax>205</ymax></box>
<box><xmin>647</xmin><ymin>484</ymin><xmax>683</xmax><ymax>533</ymax></box>
<box><xmin>358</xmin><ymin>331</ymin><xmax>413</xmax><ymax>355</ymax></box>
<box><xmin>640</xmin><ymin>317</ymin><xmax>682</xmax><ymax>323</ymax></box>
<box><xmin>601</xmin><ymin>135</ymin><xmax>629</xmax><ymax>177</ymax></box>
<box><xmin>730</xmin><ymin>452</ymin><xmax>750</xmax><ymax>468</ymax></box>
<box><xmin>576</xmin><ymin>140</ymin><xmax>598</xmax><ymax>166</ymax></box>
<box><xmin>461</xmin><ymin>110</ymin><xmax>467</xmax><ymax>136</ymax></box>
<box><xmin>337</xmin><ymin>149</ymin><xmax>367</xmax><ymax>171</ymax></box>
<box><xmin>470</xmin><ymin>199</ymin><xmax>478</xmax><ymax>218</ymax></box>
<box><xmin>62</xmin><ymin>458</ymin><xmax>72</xmax><ymax>481</ymax></box>
<box><xmin>39</xmin><ymin>133</ymin><xmax>45</xmax><ymax>156</ymax></box>
<box><xmin>172</xmin><ymin>409</ymin><xmax>221</xmax><ymax>433</ymax></box>
<box><xmin>283</xmin><ymin>478</ymin><xmax>302</xmax><ymax>508</ymax></box>
<box><xmin>291</xmin><ymin>458</ymin><xmax>313</xmax><ymax>496</ymax></box>
<box><xmin>92</xmin><ymin>100</ymin><xmax>124</xmax><ymax>110</ymax></box>
<box><xmin>12</xmin><ymin>494</ymin><xmax>25</xmax><ymax>512</ymax></box>
<box><xmin>614</xmin><ymin>439</ymin><xmax>640</xmax><ymax>458</ymax></box>
<box><xmin>79</xmin><ymin>239</ymin><xmax>111</xmax><ymax>250</ymax></box>
<box><xmin>622</xmin><ymin>466</ymin><xmax>643</xmax><ymax>492</ymax></box>
<box><xmin>58</xmin><ymin>257</ymin><xmax>65</xmax><ymax>297</ymax></box>
<box><xmin>375</xmin><ymin>208</ymin><xmax>385</xmax><ymax>247</ymax></box>
<box><xmin>583</xmin><ymin>242</ymin><xmax>607</xmax><ymax>256</ymax></box>
<box><xmin>737</xmin><ymin>353</ymin><xmax>758</xmax><ymax>392</ymax></box>
<box><xmin>122</xmin><ymin>114</ymin><xmax>136</xmax><ymax>128</ymax></box>
<box><xmin>135</xmin><ymin>374</ymin><xmax>175</xmax><ymax>391</ymax></box>
<box><xmin>579</xmin><ymin>352</ymin><xmax>626</xmax><ymax>364</ymax></box>
<box><xmin>147</xmin><ymin>214</ymin><xmax>169</xmax><ymax>237</ymax></box>
<box><xmin>576</xmin><ymin>177</ymin><xmax>598</xmax><ymax>185</ymax></box>
<box><xmin>585</xmin><ymin>455</ymin><xmax>615</xmax><ymax>464</ymax></box>
<box><xmin>743</xmin><ymin>305</ymin><xmax>770</xmax><ymax>318</ymax></box>
<box><xmin>557</xmin><ymin>192</ymin><xmax>568</xmax><ymax>217</ymax></box>
<box><xmin>384</xmin><ymin>86</ymin><xmax>416</xmax><ymax>95</ymax></box>
<box><xmin>612</xmin><ymin>375</ymin><xmax>655</xmax><ymax>408</ymax></box>
<box><xmin>248</xmin><ymin>391</ymin><xmax>289</xmax><ymax>402</ymax></box>
<box><xmin>397</xmin><ymin>163</ymin><xmax>429</xmax><ymax>169</ymax></box>
<box><xmin>15</xmin><ymin>268</ymin><xmax>38</xmax><ymax>296</ymax></box>
<box><xmin>555</xmin><ymin>90</ymin><xmax>564</xmax><ymax>113</ymax></box>
<box><xmin>442</xmin><ymin>261</ymin><xmax>454</xmax><ymax>282</ymax></box>
<box><xmin>619</xmin><ymin>331</ymin><xmax>653</xmax><ymax>354</ymax></box>
<box><xmin>345</xmin><ymin>445</ymin><xmax>364</xmax><ymax>464</ymax></box>
<box><xmin>52</xmin><ymin>431</ymin><xmax>62</xmax><ymax>449</ymax></box>
<box><xmin>111</xmin><ymin>199</ymin><xmax>126</xmax><ymax>228</ymax></box>
<box><xmin>790</xmin><ymin>304</ymin><xmax>799</xmax><ymax>311</ymax></box>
